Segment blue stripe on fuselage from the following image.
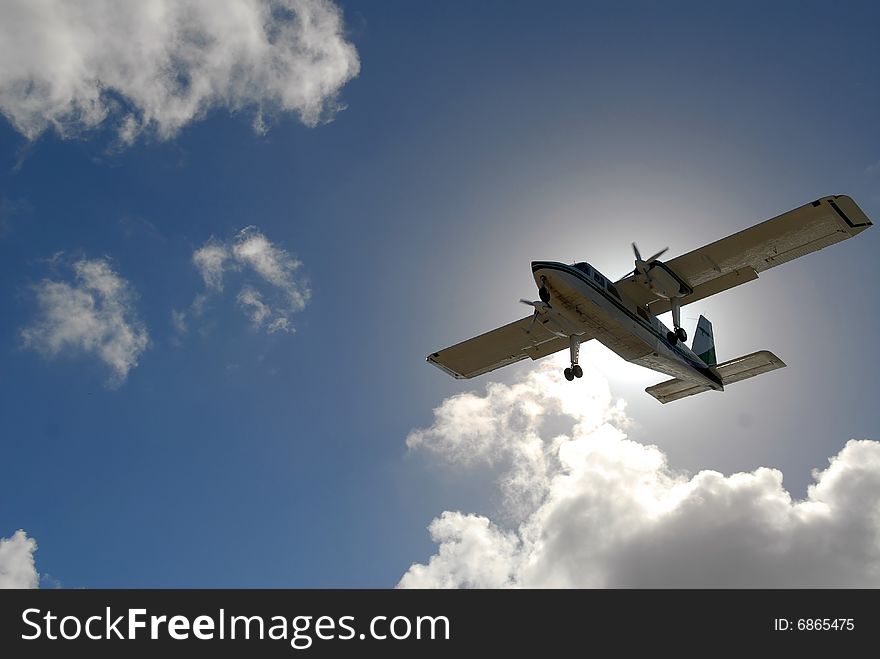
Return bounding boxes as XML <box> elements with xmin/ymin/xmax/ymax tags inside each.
<box><xmin>531</xmin><ymin>261</ymin><xmax>721</xmax><ymax>387</ymax></box>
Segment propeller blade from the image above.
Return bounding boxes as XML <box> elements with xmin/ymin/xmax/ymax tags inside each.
<box><xmin>645</xmin><ymin>246</ymin><xmax>668</xmax><ymax>263</ymax></box>
<box><xmin>631</xmin><ymin>242</ymin><xmax>642</xmax><ymax>261</ymax></box>
<box><xmin>520</xmin><ymin>299</ymin><xmax>550</xmax><ymax>309</ymax></box>
<box><xmin>519</xmin><ymin>299</ymin><xmax>543</xmax><ymax>333</ymax></box>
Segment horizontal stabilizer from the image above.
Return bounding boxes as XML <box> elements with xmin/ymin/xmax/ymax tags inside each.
<box><xmin>644</xmin><ymin>379</ymin><xmax>712</xmax><ymax>404</ymax></box>
<box><xmin>714</xmin><ymin>349</ymin><xmax>786</xmax><ymax>385</ymax></box>
<box><xmin>646</xmin><ymin>350</ymin><xmax>786</xmax><ymax>404</ymax></box>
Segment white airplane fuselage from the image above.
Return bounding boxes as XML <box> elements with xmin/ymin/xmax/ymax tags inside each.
<box><xmin>531</xmin><ymin>260</ymin><xmax>723</xmax><ymax>390</ymax></box>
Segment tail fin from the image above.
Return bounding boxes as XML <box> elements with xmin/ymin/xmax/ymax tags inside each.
<box><xmin>691</xmin><ymin>315</ymin><xmax>717</xmax><ymax>366</ymax></box>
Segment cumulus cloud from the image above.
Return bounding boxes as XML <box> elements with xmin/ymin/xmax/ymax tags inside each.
<box><xmin>0</xmin><ymin>530</ymin><xmax>39</xmax><ymax>589</ymax></box>
<box><xmin>0</xmin><ymin>0</ymin><xmax>360</xmax><ymax>144</ymax></box>
<box><xmin>400</xmin><ymin>357</ymin><xmax>880</xmax><ymax>588</ymax></box>
<box><xmin>177</xmin><ymin>226</ymin><xmax>309</xmax><ymax>335</ymax></box>
<box><xmin>22</xmin><ymin>258</ymin><xmax>149</xmax><ymax>386</ymax></box>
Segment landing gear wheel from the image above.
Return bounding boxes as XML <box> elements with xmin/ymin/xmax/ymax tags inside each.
<box><xmin>573</xmin><ymin>365</ymin><xmax>583</xmax><ymax>378</ymax></box>
<box><xmin>676</xmin><ymin>327</ymin><xmax>687</xmax><ymax>342</ymax></box>
<box><xmin>564</xmin><ymin>367</ymin><xmax>575</xmax><ymax>381</ymax></box>
<box><xmin>539</xmin><ymin>286</ymin><xmax>550</xmax><ymax>303</ymax></box>
<box><xmin>667</xmin><ymin>331</ymin><xmax>678</xmax><ymax>344</ymax></box>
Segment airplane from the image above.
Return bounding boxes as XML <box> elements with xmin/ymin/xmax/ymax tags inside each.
<box><xmin>427</xmin><ymin>195</ymin><xmax>873</xmax><ymax>403</ymax></box>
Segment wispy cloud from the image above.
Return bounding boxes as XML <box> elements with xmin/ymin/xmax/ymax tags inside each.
<box><xmin>400</xmin><ymin>357</ymin><xmax>880</xmax><ymax>588</ymax></box>
<box><xmin>232</xmin><ymin>228</ymin><xmax>308</xmax><ymax>312</ymax></box>
<box><xmin>177</xmin><ymin>227</ymin><xmax>309</xmax><ymax>336</ymax></box>
<box><xmin>171</xmin><ymin>309</ymin><xmax>188</xmax><ymax>336</ymax></box>
<box><xmin>237</xmin><ymin>286</ymin><xmax>273</xmax><ymax>328</ymax></box>
<box><xmin>0</xmin><ymin>0</ymin><xmax>360</xmax><ymax>145</ymax></box>
<box><xmin>22</xmin><ymin>258</ymin><xmax>149</xmax><ymax>386</ymax></box>
<box><xmin>193</xmin><ymin>242</ymin><xmax>231</xmax><ymax>292</ymax></box>
<box><xmin>0</xmin><ymin>530</ymin><xmax>39</xmax><ymax>589</ymax></box>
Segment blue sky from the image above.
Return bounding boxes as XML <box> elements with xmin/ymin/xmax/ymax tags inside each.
<box><xmin>1</xmin><ymin>1</ymin><xmax>879</xmax><ymax>588</ymax></box>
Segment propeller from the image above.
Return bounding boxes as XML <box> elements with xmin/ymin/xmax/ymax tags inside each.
<box><xmin>624</xmin><ymin>242</ymin><xmax>668</xmax><ymax>282</ymax></box>
<box><xmin>520</xmin><ymin>298</ymin><xmax>550</xmax><ymax>333</ymax></box>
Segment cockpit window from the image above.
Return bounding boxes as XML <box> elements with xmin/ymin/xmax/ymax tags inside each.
<box><xmin>574</xmin><ymin>262</ymin><xmax>591</xmax><ymax>276</ymax></box>
<box><xmin>593</xmin><ymin>272</ymin><xmax>604</xmax><ymax>286</ymax></box>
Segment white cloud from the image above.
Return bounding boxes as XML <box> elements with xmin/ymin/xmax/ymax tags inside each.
<box><xmin>178</xmin><ymin>227</ymin><xmax>308</xmax><ymax>335</ymax></box>
<box><xmin>267</xmin><ymin>317</ymin><xmax>291</xmax><ymax>333</ymax></box>
<box><xmin>400</xmin><ymin>357</ymin><xmax>880</xmax><ymax>588</ymax></box>
<box><xmin>0</xmin><ymin>0</ymin><xmax>360</xmax><ymax>144</ymax></box>
<box><xmin>401</xmin><ymin>512</ymin><xmax>521</xmax><ymax>589</ymax></box>
<box><xmin>237</xmin><ymin>285</ymin><xmax>272</xmax><ymax>328</ymax></box>
<box><xmin>22</xmin><ymin>258</ymin><xmax>149</xmax><ymax>386</ymax></box>
<box><xmin>171</xmin><ymin>309</ymin><xmax>188</xmax><ymax>335</ymax></box>
<box><xmin>0</xmin><ymin>530</ymin><xmax>39</xmax><ymax>589</ymax></box>
<box><xmin>193</xmin><ymin>242</ymin><xmax>231</xmax><ymax>291</ymax></box>
<box><xmin>233</xmin><ymin>227</ymin><xmax>307</xmax><ymax>311</ymax></box>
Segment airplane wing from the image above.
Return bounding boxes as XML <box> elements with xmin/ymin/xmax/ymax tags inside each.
<box><xmin>616</xmin><ymin>195</ymin><xmax>873</xmax><ymax>314</ymax></box>
<box><xmin>427</xmin><ymin>316</ymin><xmax>577</xmax><ymax>379</ymax></box>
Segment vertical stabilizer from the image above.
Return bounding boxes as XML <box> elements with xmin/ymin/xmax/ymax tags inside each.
<box><xmin>692</xmin><ymin>315</ymin><xmax>716</xmax><ymax>366</ymax></box>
